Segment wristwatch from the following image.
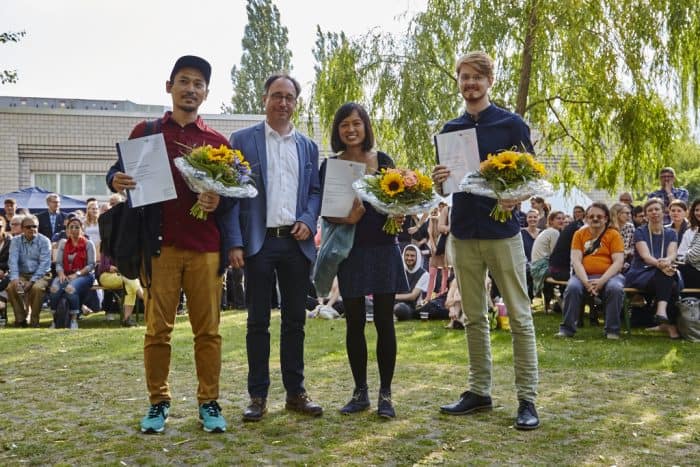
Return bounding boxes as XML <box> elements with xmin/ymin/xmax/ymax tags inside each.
<box><xmin>76</xmin><ymin>270</ymin><xmax>81</xmax><ymax>276</ymax></box>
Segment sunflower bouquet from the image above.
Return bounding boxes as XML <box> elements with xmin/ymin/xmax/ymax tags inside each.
<box><xmin>353</xmin><ymin>167</ymin><xmax>441</xmax><ymax>234</ymax></box>
<box><xmin>174</xmin><ymin>143</ymin><xmax>257</xmax><ymax>220</ymax></box>
<box><xmin>458</xmin><ymin>149</ymin><xmax>553</xmax><ymax>222</ymax></box>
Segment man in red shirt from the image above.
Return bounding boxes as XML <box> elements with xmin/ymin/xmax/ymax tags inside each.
<box><xmin>557</xmin><ymin>202</ymin><xmax>625</xmax><ymax>339</ymax></box>
<box><xmin>108</xmin><ymin>55</ymin><xmax>237</xmax><ymax>434</ymax></box>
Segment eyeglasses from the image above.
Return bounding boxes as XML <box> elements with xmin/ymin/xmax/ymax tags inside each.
<box><xmin>460</xmin><ymin>74</ymin><xmax>486</xmax><ymax>82</ymax></box>
<box><xmin>268</xmin><ymin>93</ymin><xmax>297</xmax><ymax>104</ymax></box>
<box><xmin>68</xmin><ymin>225</ymin><xmax>81</xmax><ymax>230</ymax></box>
<box><xmin>23</xmin><ymin>225</ymin><xmax>38</xmax><ymax>229</ymax></box>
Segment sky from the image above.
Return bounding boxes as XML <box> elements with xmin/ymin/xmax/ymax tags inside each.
<box><xmin>1</xmin><ymin>0</ymin><xmax>428</xmax><ymax>114</ymax></box>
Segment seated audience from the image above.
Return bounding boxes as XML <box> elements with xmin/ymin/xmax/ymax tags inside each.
<box><xmin>647</xmin><ymin>167</ymin><xmax>689</xmax><ymax>224</ymax></box>
<box><xmin>521</xmin><ymin>209</ymin><xmax>540</xmax><ymax>299</ymax></box>
<box><xmin>557</xmin><ymin>203</ymin><xmax>625</xmax><ymax>339</ymax></box>
<box><xmin>394</xmin><ymin>245</ymin><xmax>430</xmax><ymax>320</ymax></box>
<box><xmin>530</xmin><ymin>196</ymin><xmax>550</xmax><ymax>230</ymax></box>
<box><xmin>9</xmin><ymin>215</ymin><xmax>24</xmax><ymax>237</ymax></box>
<box><xmin>98</xmin><ymin>254</ymin><xmax>143</xmax><ymax>327</ymax></box>
<box><xmin>444</xmin><ymin>277</ymin><xmax>464</xmax><ymax>329</ymax></box>
<box><xmin>610</xmin><ymin>202</ymin><xmax>635</xmax><ymax>267</ymax></box>
<box><xmin>624</xmin><ymin>198</ymin><xmax>681</xmax><ymax>339</ymax></box>
<box><xmin>666</xmin><ymin>199</ymin><xmax>689</xmax><ymax>242</ymax></box>
<box><xmin>618</xmin><ymin>192</ymin><xmax>634</xmax><ymax>208</ymax></box>
<box><xmin>678</xmin><ymin>198</ymin><xmax>700</xmax><ymax>289</ymax></box>
<box><xmin>0</xmin><ymin>217</ymin><xmax>11</xmax><ymax>324</ymax></box>
<box><xmin>3</xmin><ymin>198</ymin><xmax>17</xmax><ymax>232</ymax></box>
<box><xmin>426</xmin><ymin>203</ymin><xmax>450</xmax><ymax>298</ymax></box>
<box><xmin>413</xmin><ymin>273</ymin><xmax>455</xmax><ymax>321</ymax></box>
<box><xmin>7</xmin><ymin>215</ymin><xmax>52</xmax><ymax>327</ymax></box>
<box><xmin>530</xmin><ymin>211</ymin><xmax>565</xmax><ymax>310</ymax></box>
<box><xmin>631</xmin><ymin>205</ymin><xmax>646</xmax><ymax>227</ymax></box>
<box><xmin>49</xmin><ymin>217</ymin><xmax>96</xmax><ymax>329</ymax></box>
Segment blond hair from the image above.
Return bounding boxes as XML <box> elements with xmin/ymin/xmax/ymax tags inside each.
<box><xmin>455</xmin><ymin>51</ymin><xmax>494</xmax><ymax>80</ymax></box>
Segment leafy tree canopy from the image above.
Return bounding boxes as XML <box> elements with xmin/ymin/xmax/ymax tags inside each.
<box><xmin>308</xmin><ymin>0</ymin><xmax>700</xmax><ymax>194</ymax></box>
<box><xmin>223</xmin><ymin>0</ymin><xmax>292</xmax><ymax>114</ymax></box>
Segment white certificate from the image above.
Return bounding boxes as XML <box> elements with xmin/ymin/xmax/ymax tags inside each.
<box><xmin>116</xmin><ymin>133</ymin><xmax>177</xmax><ymax>207</ymax></box>
<box><xmin>321</xmin><ymin>158</ymin><xmax>366</xmax><ymax>217</ymax></box>
<box><xmin>434</xmin><ymin>128</ymin><xmax>481</xmax><ymax>194</ymax></box>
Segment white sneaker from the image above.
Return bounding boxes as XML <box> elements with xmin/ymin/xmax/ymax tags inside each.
<box><xmin>70</xmin><ymin>320</ymin><xmax>79</xmax><ymax>330</ymax></box>
<box><xmin>606</xmin><ymin>333</ymin><xmax>620</xmax><ymax>340</ymax></box>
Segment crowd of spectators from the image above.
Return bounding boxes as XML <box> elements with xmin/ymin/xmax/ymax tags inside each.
<box><xmin>0</xmin><ymin>192</ymin><xmax>144</xmax><ymax>328</ymax></box>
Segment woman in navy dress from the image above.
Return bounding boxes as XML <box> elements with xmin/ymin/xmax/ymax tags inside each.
<box><xmin>624</xmin><ymin>198</ymin><xmax>681</xmax><ymax>339</ymax></box>
<box><xmin>320</xmin><ymin>103</ymin><xmax>408</xmax><ymax>418</ymax></box>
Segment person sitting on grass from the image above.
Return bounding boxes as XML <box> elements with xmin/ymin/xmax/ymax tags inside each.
<box><xmin>624</xmin><ymin>198</ymin><xmax>681</xmax><ymax>339</ymax></box>
<box><xmin>556</xmin><ymin>202</ymin><xmax>625</xmax><ymax>339</ymax></box>
<box><xmin>49</xmin><ymin>217</ymin><xmax>96</xmax><ymax>330</ymax></box>
<box><xmin>394</xmin><ymin>245</ymin><xmax>429</xmax><ymax>321</ymax></box>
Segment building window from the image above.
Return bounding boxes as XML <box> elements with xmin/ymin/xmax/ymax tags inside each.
<box><xmin>32</xmin><ymin>173</ymin><xmax>110</xmax><ymax>198</ymax></box>
<box><xmin>35</xmin><ymin>174</ymin><xmax>57</xmax><ymax>192</ymax></box>
<box><xmin>85</xmin><ymin>175</ymin><xmax>110</xmax><ymax>196</ymax></box>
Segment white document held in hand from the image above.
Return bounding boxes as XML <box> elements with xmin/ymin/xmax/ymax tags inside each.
<box><xmin>116</xmin><ymin>133</ymin><xmax>177</xmax><ymax>208</ymax></box>
<box><xmin>434</xmin><ymin>128</ymin><xmax>481</xmax><ymax>195</ymax></box>
<box><xmin>321</xmin><ymin>158</ymin><xmax>366</xmax><ymax>218</ymax></box>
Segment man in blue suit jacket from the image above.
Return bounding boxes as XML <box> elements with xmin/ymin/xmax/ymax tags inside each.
<box><xmin>37</xmin><ymin>193</ymin><xmax>66</xmax><ymax>240</ymax></box>
<box><xmin>229</xmin><ymin>73</ymin><xmax>322</xmax><ymax>421</ymax></box>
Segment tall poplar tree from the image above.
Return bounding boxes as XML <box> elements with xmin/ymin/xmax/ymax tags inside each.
<box><xmin>223</xmin><ymin>0</ymin><xmax>292</xmax><ymax>114</ymax></box>
<box><xmin>1</xmin><ymin>31</ymin><xmax>26</xmax><ymax>84</ymax></box>
<box><xmin>309</xmin><ymin>0</ymin><xmax>700</xmax><ymax>193</ymax></box>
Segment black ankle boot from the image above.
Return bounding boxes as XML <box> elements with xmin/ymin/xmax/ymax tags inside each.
<box><xmin>339</xmin><ymin>387</ymin><xmax>370</xmax><ymax>414</ymax></box>
<box><xmin>377</xmin><ymin>389</ymin><xmax>395</xmax><ymax>419</ymax></box>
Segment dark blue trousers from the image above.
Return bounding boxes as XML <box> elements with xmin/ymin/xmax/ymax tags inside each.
<box><xmin>244</xmin><ymin>236</ymin><xmax>310</xmax><ymax>398</ymax></box>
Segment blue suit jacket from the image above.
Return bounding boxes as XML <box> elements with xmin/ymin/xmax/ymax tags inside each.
<box><xmin>229</xmin><ymin>122</ymin><xmax>321</xmax><ymax>263</ymax></box>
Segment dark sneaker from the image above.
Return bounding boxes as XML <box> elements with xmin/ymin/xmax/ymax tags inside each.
<box><xmin>199</xmin><ymin>401</ymin><xmax>227</xmax><ymax>433</ymax></box>
<box><xmin>140</xmin><ymin>401</ymin><xmax>170</xmax><ymax>434</ymax></box>
<box><xmin>285</xmin><ymin>392</ymin><xmax>323</xmax><ymax>417</ymax></box>
<box><xmin>515</xmin><ymin>400</ymin><xmax>540</xmax><ymax>430</ymax></box>
<box><xmin>440</xmin><ymin>391</ymin><xmax>493</xmax><ymax>415</ymax></box>
<box><xmin>340</xmin><ymin>387</ymin><xmax>370</xmax><ymax>414</ymax></box>
<box><xmin>377</xmin><ymin>391</ymin><xmax>395</xmax><ymax>419</ymax></box>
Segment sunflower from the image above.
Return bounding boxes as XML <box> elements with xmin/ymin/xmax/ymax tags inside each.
<box><xmin>496</xmin><ymin>151</ymin><xmax>519</xmax><ymax>169</ymax></box>
<box><xmin>484</xmin><ymin>155</ymin><xmax>506</xmax><ymax>171</ymax></box>
<box><xmin>380</xmin><ymin>171</ymin><xmax>405</xmax><ymax>197</ymax></box>
<box><xmin>418</xmin><ymin>173</ymin><xmax>433</xmax><ymax>191</ymax></box>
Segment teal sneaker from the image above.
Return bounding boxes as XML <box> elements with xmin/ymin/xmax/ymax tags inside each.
<box><xmin>140</xmin><ymin>401</ymin><xmax>170</xmax><ymax>434</ymax></box>
<box><xmin>199</xmin><ymin>401</ymin><xmax>227</xmax><ymax>433</ymax></box>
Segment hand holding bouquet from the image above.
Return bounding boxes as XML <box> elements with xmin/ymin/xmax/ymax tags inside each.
<box><xmin>353</xmin><ymin>167</ymin><xmax>441</xmax><ymax>234</ymax></box>
<box><xmin>459</xmin><ymin>149</ymin><xmax>552</xmax><ymax>222</ymax></box>
<box><xmin>174</xmin><ymin>143</ymin><xmax>257</xmax><ymax>220</ymax></box>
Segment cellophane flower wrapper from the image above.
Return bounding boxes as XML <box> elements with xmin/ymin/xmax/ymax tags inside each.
<box><xmin>458</xmin><ymin>172</ymin><xmax>554</xmax><ymax>201</ymax></box>
<box><xmin>175</xmin><ymin>157</ymin><xmax>258</xmax><ymax>199</ymax></box>
<box><xmin>352</xmin><ymin>177</ymin><xmax>442</xmax><ymax>217</ymax></box>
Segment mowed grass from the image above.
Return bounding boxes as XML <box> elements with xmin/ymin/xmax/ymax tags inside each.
<box><xmin>0</xmin><ymin>306</ymin><xmax>698</xmax><ymax>466</ymax></box>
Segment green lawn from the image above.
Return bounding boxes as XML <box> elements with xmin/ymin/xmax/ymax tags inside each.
<box><xmin>0</xmin><ymin>308</ymin><xmax>697</xmax><ymax>466</ymax></box>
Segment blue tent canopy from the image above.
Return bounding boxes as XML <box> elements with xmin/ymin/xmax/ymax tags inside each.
<box><xmin>0</xmin><ymin>186</ymin><xmax>86</xmax><ymax>214</ymax></box>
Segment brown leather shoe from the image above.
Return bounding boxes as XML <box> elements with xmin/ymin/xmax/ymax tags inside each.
<box><xmin>285</xmin><ymin>392</ymin><xmax>323</xmax><ymax>417</ymax></box>
<box><xmin>242</xmin><ymin>397</ymin><xmax>267</xmax><ymax>422</ymax></box>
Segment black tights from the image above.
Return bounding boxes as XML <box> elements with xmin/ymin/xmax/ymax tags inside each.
<box><xmin>344</xmin><ymin>293</ymin><xmax>396</xmax><ymax>393</ymax></box>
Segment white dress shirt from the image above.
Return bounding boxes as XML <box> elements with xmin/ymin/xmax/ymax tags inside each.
<box><xmin>264</xmin><ymin>122</ymin><xmax>299</xmax><ymax>228</ymax></box>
